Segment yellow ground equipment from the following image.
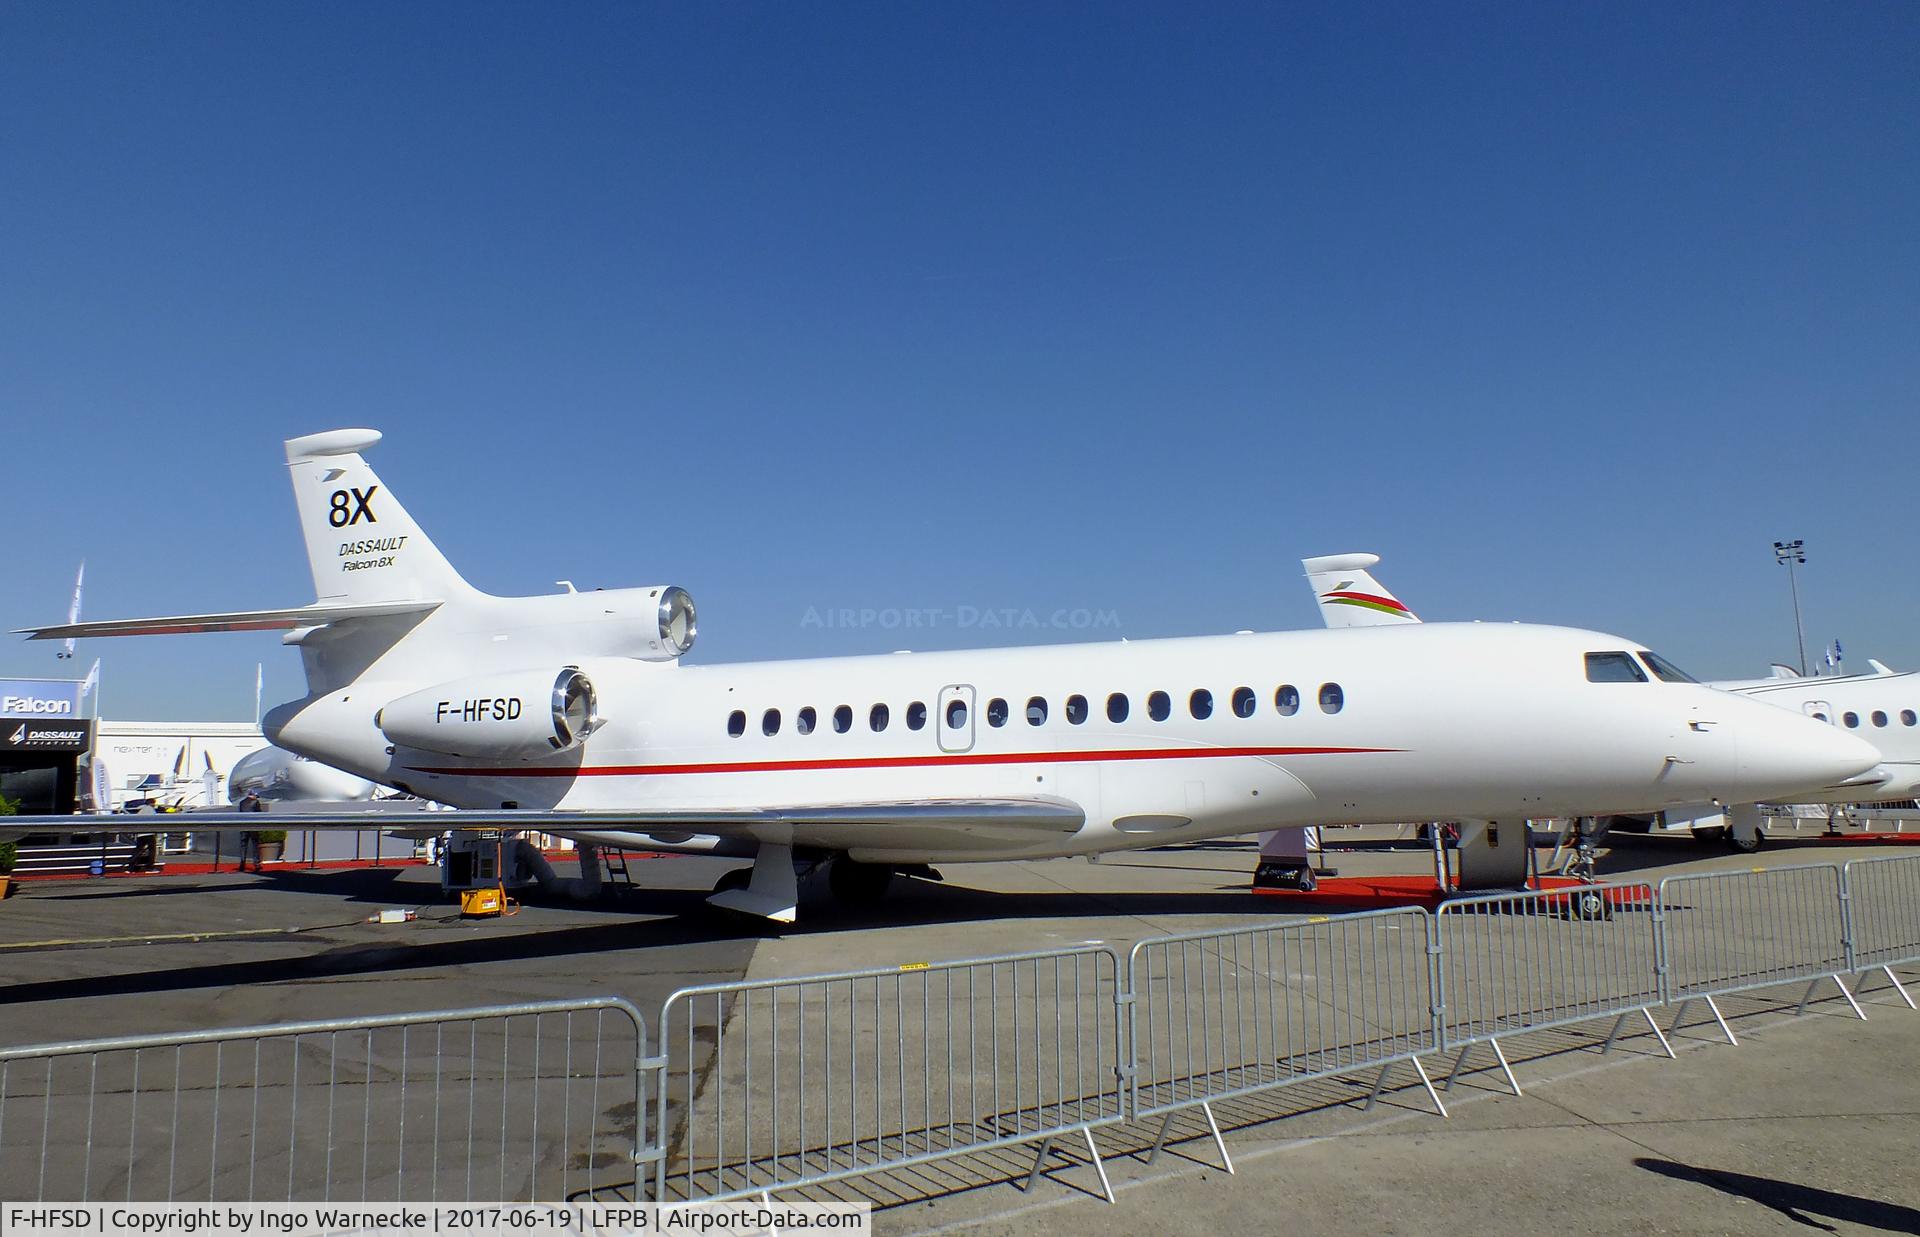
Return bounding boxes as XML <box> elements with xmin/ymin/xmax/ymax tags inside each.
<box><xmin>459</xmin><ymin>884</ymin><xmax>515</xmax><ymax>917</ymax></box>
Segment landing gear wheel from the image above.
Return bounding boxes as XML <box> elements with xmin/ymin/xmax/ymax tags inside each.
<box><xmin>828</xmin><ymin>858</ymin><xmax>894</xmax><ymax>905</ymax></box>
<box><xmin>1691</xmin><ymin>826</ymin><xmax>1727</xmax><ymax>844</ymax></box>
<box><xmin>713</xmin><ymin>867</ymin><xmax>751</xmax><ymax>895</ymax></box>
<box><xmin>1726</xmin><ymin>829</ymin><xmax>1765</xmax><ymax>854</ymax></box>
<box><xmin>1570</xmin><ymin>888</ymin><xmax>1612</xmax><ymax>921</ymax></box>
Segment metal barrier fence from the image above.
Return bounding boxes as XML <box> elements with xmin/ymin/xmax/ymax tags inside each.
<box><xmin>651</xmin><ymin>946</ymin><xmax>1124</xmax><ymax>1203</ymax></box>
<box><xmin>1434</xmin><ymin>883</ymin><xmax>1670</xmax><ymax>1090</ymax></box>
<box><xmin>9</xmin><ymin>857</ymin><xmax>1920</xmax><ymax>1206</ymax></box>
<box><xmin>1658</xmin><ymin>864</ymin><xmax>1862</xmax><ymax>1040</ymax></box>
<box><xmin>1126</xmin><ymin>908</ymin><xmax>1441</xmax><ymax>1165</ymax></box>
<box><xmin>1843</xmin><ymin>854</ymin><xmax>1920</xmax><ymax>1009</ymax></box>
<box><xmin>0</xmin><ymin>998</ymin><xmax>647</xmax><ymax>1203</ymax></box>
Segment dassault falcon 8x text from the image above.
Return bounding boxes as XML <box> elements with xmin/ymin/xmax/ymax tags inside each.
<box><xmin>13</xmin><ymin>430</ymin><xmax>1881</xmax><ymax>922</ymax></box>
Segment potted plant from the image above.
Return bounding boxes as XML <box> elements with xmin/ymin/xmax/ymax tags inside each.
<box><xmin>256</xmin><ymin>829</ymin><xmax>287</xmax><ymax>864</ymax></box>
<box><xmin>0</xmin><ymin>794</ymin><xmax>17</xmax><ymax>899</ymax></box>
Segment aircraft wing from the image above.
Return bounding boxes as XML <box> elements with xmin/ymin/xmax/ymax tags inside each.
<box><xmin>0</xmin><ymin>797</ymin><xmax>1086</xmax><ymax>852</ymax></box>
<box><xmin>15</xmin><ymin>600</ymin><xmax>442</xmax><ymax>641</ymax></box>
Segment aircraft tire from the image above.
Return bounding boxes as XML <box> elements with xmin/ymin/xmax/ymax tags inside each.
<box><xmin>1726</xmin><ymin>829</ymin><xmax>1765</xmax><ymax>854</ymax></box>
<box><xmin>1569</xmin><ymin>888</ymin><xmax>1612</xmax><ymax>922</ymax></box>
<box><xmin>828</xmin><ymin>857</ymin><xmax>894</xmax><ymax>905</ymax></box>
<box><xmin>1691</xmin><ymin>826</ymin><xmax>1727</xmax><ymax>844</ymax></box>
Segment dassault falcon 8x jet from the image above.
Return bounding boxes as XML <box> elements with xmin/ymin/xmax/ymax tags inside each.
<box><xmin>13</xmin><ymin>430</ymin><xmax>1880</xmax><ymax>922</ymax></box>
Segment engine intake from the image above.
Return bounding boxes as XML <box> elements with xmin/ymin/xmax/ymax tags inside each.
<box><xmin>379</xmin><ymin>667</ymin><xmax>599</xmax><ymax>760</ymax></box>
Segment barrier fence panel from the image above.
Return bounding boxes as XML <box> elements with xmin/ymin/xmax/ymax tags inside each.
<box><xmin>1434</xmin><ymin>883</ymin><xmax>1668</xmax><ymax>1088</ymax></box>
<box><xmin>653</xmin><ymin>947</ymin><xmax>1124</xmax><ymax>1203</ymax></box>
<box><xmin>1843</xmin><ymin>854</ymin><xmax>1920</xmax><ymax>1008</ymax></box>
<box><xmin>1127</xmin><ymin>907</ymin><xmax>1441</xmax><ymax>1163</ymax></box>
<box><xmin>0</xmin><ymin>998</ymin><xmax>647</xmax><ymax>1203</ymax></box>
<box><xmin>1658</xmin><ymin>864</ymin><xmax>1862</xmax><ymax>1036</ymax></box>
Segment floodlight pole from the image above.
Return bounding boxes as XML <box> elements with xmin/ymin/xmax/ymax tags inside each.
<box><xmin>1773</xmin><ymin>540</ymin><xmax>1808</xmax><ymax>677</ymax></box>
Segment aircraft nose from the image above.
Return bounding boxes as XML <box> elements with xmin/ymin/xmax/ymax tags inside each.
<box><xmin>1736</xmin><ymin>709</ymin><xmax>1883</xmax><ymax>803</ymax></box>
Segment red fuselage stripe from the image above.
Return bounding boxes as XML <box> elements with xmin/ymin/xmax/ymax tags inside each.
<box><xmin>407</xmin><ymin>744</ymin><xmax>1399</xmax><ymax>779</ymax></box>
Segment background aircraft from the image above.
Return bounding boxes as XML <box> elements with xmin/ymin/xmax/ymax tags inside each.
<box><xmin>1301</xmin><ymin>553</ymin><xmax>1916</xmax><ymax>851</ymax></box>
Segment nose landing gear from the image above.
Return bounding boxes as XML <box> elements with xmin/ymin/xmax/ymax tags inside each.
<box><xmin>1564</xmin><ymin>816</ymin><xmax>1605</xmax><ymax>886</ymax></box>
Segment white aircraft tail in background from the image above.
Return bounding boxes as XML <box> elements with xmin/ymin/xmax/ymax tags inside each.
<box><xmin>57</xmin><ymin>561</ymin><xmax>84</xmax><ymax>658</ymax></box>
<box><xmin>1302</xmin><ymin>553</ymin><xmax>1418</xmax><ymax>627</ymax></box>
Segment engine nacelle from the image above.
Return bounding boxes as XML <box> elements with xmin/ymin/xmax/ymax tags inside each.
<box><xmin>639</xmin><ymin>585</ymin><xmax>697</xmax><ymax>661</ymax></box>
<box><xmin>378</xmin><ymin>667</ymin><xmax>599</xmax><ymax>760</ymax></box>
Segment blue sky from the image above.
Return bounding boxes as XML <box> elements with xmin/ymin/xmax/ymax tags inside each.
<box><xmin>3</xmin><ymin>2</ymin><xmax>1916</xmax><ymax>720</ymax></box>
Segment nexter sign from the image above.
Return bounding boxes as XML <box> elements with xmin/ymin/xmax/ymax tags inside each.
<box><xmin>0</xmin><ymin>678</ymin><xmax>83</xmax><ymax>719</ymax></box>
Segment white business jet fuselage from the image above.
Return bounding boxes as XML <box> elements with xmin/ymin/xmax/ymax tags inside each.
<box><xmin>17</xmin><ymin>433</ymin><xmax>1880</xmax><ymax>921</ymax></box>
<box><xmin>279</xmin><ymin>623</ymin><xmax>1877</xmax><ymax>862</ymax></box>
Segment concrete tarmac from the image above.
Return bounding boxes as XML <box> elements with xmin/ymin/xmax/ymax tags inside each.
<box><xmin>1</xmin><ymin>830</ymin><xmax>1915</xmax><ymax>1232</ymax></box>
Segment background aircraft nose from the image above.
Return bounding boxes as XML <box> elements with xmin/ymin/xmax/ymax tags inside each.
<box><xmin>1735</xmin><ymin>709</ymin><xmax>1883</xmax><ymax>803</ymax></box>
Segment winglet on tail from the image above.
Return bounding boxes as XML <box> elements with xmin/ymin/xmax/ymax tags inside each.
<box><xmin>1302</xmin><ymin>553</ymin><xmax>1419</xmax><ymax>628</ymax></box>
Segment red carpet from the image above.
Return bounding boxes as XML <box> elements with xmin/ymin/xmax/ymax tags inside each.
<box><xmin>1252</xmin><ymin>873</ymin><xmax>1651</xmax><ymax>910</ymax></box>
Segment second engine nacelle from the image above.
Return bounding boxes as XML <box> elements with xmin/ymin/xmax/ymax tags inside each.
<box><xmin>378</xmin><ymin>667</ymin><xmax>599</xmax><ymax>760</ymax></box>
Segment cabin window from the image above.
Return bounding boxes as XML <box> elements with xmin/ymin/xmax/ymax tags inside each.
<box><xmin>1107</xmin><ymin>692</ymin><xmax>1129</xmax><ymax>723</ymax></box>
<box><xmin>1232</xmin><ymin>686</ymin><xmax>1256</xmax><ymax>718</ymax></box>
<box><xmin>1148</xmin><ymin>690</ymin><xmax>1170</xmax><ymax>721</ymax></box>
<box><xmin>833</xmin><ymin>704</ymin><xmax>853</xmax><ymax>733</ymax></box>
<box><xmin>987</xmin><ymin>697</ymin><xmax>1009</xmax><ymax>727</ymax></box>
<box><xmin>797</xmin><ymin>706</ymin><xmax>816</xmax><ymax>735</ymax></box>
<box><xmin>727</xmin><ymin>710</ymin><xmax>746</xmax><ymax>738</ymax></box>
<box><xmin>906</xmin><ymin>701</ymin><xmax>928</xmax><ymax>731</ymax></box>
<box><xmin>870</xmin><ymin>703</ymin><xmax>890</xmax><ymax>732</ymax></box>
<box><xmin>1585</xmin><ymin>651</ymin><xmax>1648</xmax><ymax>683</ymax></box>
<box><xmin>762</xmin><ymin>708</ymin><xmax>781</xmax><ymax>736</ymax></box>
<box><xmin>1813</xmin><ymin>712</ymin><xmax>1830</xmax><ymax>723</ymax></box>
<box><xmin>1872</xmin><ymin>710</ymin><xmax>1889</xmax><ymax>728</ymax></box>
<box><xmin>1904</xmin><ymin>709</ymin><xmax>1918</xmax><ymax>727</ymax></box>
<box><xmin>1066</xmin><ymin>694</ymin><xmax>1089</xmax><ymax>725</ymax></box>
<box><xmin>1190</xmin><ymin>688</ymin><xmax>1213</xmax><ymax>720</ymax></box>
<box><xmin>1026</xmin><ymin>696</ymin><xmax>1048</xmax><ymax>726</ymax></box>
<box><xmin>946</xmin><ymin>698</ymin><xmax>968</xmax><ymax>729</ymax></box>
<box><xmin>1275</xmin><ymin>684</ymin><xmax>1300</xmax><ymax>716</ymax></box>
<box><xmin>1843</xmin><ymin>711</ymin><xmax>1860</xmax><ymax>728</ymax></box>
<box><xmin>1319</xmin><ymin>682</ymin><xmax>1344</xmax><ymax>714</ymax></box>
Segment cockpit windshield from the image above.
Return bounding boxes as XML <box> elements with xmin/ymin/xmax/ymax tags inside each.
<box><xmin>1585</xmin><ymin>651</ymin><xmax>1648</xmax><ymax>683</ymax></box>
<box><xmin>1637</xmin><ymin>651</ymin><xmax>1698</xmax><ymax>683</ymax></box>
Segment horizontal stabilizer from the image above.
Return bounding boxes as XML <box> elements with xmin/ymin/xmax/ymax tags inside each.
<box><xmin>16</xmin><ymin>600</ymin><xmax>441</xmax><ymax>641</ymax></box>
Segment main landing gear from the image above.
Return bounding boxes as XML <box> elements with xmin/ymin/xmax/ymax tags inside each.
<box><xmin>828</xmin><ymin>857</ymin><xmax>894</xmax><ymax>905</ymax></box>
<box><xmin>707</xmin><ymin>847</ymin><xmax>931</xmax><ymax>923</ymax></box>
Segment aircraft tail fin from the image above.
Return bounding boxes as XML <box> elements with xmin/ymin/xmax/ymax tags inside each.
<box><xmin>1302</xmin><ymin>553</ymin><xmax>1419</xmax><ymax>628</ymax></box>
<box><xmin>285</xmin><ymin>429</ymin><xmax>474</xmax><ymax>605</ymax></box>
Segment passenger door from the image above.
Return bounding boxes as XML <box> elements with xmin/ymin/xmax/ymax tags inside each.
<box><xmin>937</xmin><ymin>684</ymin><xmax>976</xmax><ymax>753</ymax></box>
